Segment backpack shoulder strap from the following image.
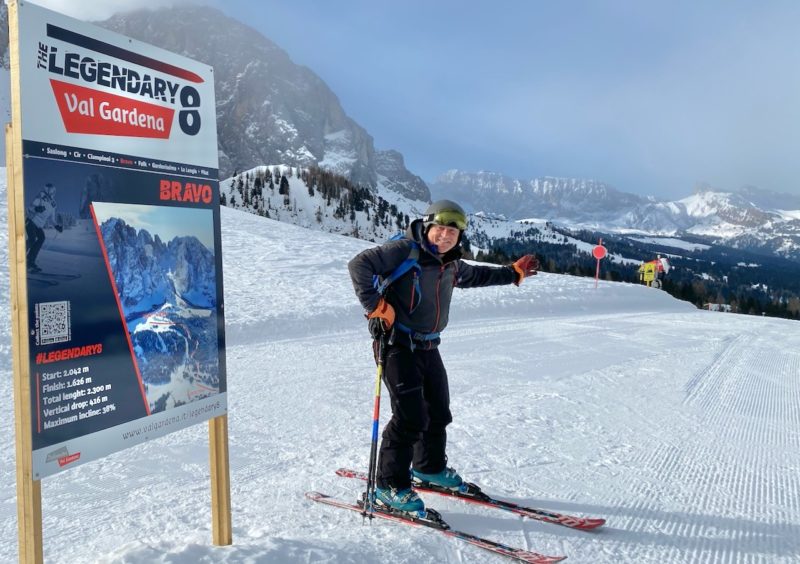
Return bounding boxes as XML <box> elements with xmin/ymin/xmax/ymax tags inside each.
<box><xmin>374</xmin><ymin>239</ymin><xmax>420</xmax><ymax>296</ymax></box>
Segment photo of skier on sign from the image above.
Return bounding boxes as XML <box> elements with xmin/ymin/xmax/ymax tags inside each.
<box><xmin>25</xmin><ymin>182</ymin><xmax>64</xmax><ymax>273</ymax></box>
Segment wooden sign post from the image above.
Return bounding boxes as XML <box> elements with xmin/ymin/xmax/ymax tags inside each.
<box><xmin>7</xmin><ymin>118</ymin><xmax>43</xmax><ymax>562</ymax></box>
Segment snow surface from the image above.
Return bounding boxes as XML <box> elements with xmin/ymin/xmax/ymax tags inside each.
<box><xmin>2</xmin><ymin>173</ymin><xmax>800</xmax><ymax>563</ymax></box>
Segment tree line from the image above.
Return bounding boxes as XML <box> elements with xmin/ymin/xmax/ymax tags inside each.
<box><xmin>221</xmin><ymin>165</ymin><xmax>409</xmax><ymax>238</ymax></box>
<box><xmin>474</xmin><ymin>227</ymin><xmax>800</xmax><ymax>321</ymax></box>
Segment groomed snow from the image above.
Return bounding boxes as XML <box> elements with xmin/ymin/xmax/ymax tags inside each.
<box><xmin>1</xmin><ymin>186</ymin><xmax>799</xmax><ymax>563</ymax></box>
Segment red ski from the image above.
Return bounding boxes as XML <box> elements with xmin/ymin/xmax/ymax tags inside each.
<box><xmin>306</xmin><ymin>491</ymin><xmax>566</xmax><ymax>563</ymax></box>
<box><xmin>336</xmin><ymin>467</ymin><xmax>605</xmax><ymax>530</ymax></box>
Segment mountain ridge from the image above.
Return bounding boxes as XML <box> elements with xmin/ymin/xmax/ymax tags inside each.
<box><xmin>432</xmin><ymin>169</ymin><xmax>800</xmax><ymax>261</ymax></box>
<box><xmin>98</xmin><ymin>5</ymin><xmax>431</xmax><ymax>202</ymax></box>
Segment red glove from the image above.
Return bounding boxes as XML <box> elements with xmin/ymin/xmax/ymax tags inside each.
<box><xmin>367</xmin><ymin>298</ymin><xmax>395</xmax><ymax>338</ymax></box>
<box><xmin>512</xmin><ymin>255</ymin><xmax>539</xmax><ymax>286</ymax></box>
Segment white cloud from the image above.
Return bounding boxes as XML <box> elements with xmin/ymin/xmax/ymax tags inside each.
<box><xmin>25</xmin><ymin>0</ymin><xmax>193</xmax><ymax>21</ymax></box>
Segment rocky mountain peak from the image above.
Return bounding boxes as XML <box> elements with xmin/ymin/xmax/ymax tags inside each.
<box><xmin>432</xmin><ymin>169</ymin><xmax>643</xmax><ymax>219</ymax></box>
<box><xmin>98</xmin><ymin>5</ymin><xmax>428</xmax><ymax>199</ymax></box>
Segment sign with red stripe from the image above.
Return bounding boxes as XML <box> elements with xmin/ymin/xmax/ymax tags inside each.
<box><xmin>50</xmin><ymin>79</ymin><xmax>175</xmax><ymax>138</ymax></box>
<box><xmin>12</xmin><ymin>1</ymin><xmax>226</xmax><ymax>480</ymax></box>
<box><xmin>16</xmin><ymin>2</ymin><xmax>215</xmax><ymax>166</ymax></box>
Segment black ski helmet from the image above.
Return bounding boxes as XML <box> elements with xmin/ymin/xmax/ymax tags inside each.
<box><xmin>422</xmin><ymin>200</ymin><xmax>468</xmax><ymax>231</ymax></box>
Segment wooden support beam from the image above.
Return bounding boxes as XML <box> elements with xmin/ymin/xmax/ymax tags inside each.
<box><xmin>209</xmin><ymin>415</ymin><xmax>232</xmax><ymax>545</ymax></box>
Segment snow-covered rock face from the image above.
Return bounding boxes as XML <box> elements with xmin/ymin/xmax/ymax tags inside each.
<box><xmin>99</xmin><ymin>218</ymin><xmax>216</xmax><ymax>314</ymax></box>
<box><xmin>375</xmin><ymin>150</ymin><xmax>430</xmax><ymax>202</ymax></box>
<box><xmin>679</xmin><ymin>190</ymin><xmax>773</xmax><ymax>227</ymax></box>
<box><xmin>432</xmin><ymin>170</ymin><xmax>646</xmax><ymax>222</ymax></box>
<box><xmin>670</xmin><ymin>189</ymin><xmax>800</xmax><ymax>257</ymax></box>
<box><xmin>98</xmin><ymin>6</ymin><xmax>428</xmax><ymax>201</ymax></box>
<box><xmin>168</xmin><ymin>236</ymin><xmax>217</xmax><ymax>308</ymax></box>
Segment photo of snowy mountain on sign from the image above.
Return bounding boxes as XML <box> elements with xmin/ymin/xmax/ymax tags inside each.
<box><xmin>92</xmin><ymin>203</ymin><xmax>221</xmax><ymax>414</ymax></box>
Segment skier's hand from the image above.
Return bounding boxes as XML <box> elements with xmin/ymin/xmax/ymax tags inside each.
<box><xmin>34</xmin><ymin>205</ymin><xmax>45</xmax><ymax>213</ymax></box>
<box><xmin>512</xmin><ymin>255</ymin><xmax>539</xmax><ymax>286</ymax></box>
<box><xmin>55</xmin><ymin>225</ymin><xmax>63</xmax><ymax>233</ymax></box>
<box><xmin>367</xmin><ymin>298</ymin><xmax>395</xmax><ymax>338</ymax></box>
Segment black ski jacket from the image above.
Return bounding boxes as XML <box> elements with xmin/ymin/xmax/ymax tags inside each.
<box><xmin>348</xmin><ymin>219</ymin><xmax>517</xmax><ymax>346</ymax></box>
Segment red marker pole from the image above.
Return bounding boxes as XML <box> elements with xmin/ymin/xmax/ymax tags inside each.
<box><xmin>592</xmin><ymin>239</ymin><xmax>607</xmax><ymax>288</ymax></box>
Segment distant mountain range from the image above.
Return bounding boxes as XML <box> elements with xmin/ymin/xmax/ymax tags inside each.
<box><xmin>432</xmin><ymin>170</ymin><xmax>800</xmax><ymax>261</ymax></box>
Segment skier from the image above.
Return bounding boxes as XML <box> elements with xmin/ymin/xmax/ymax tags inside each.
<box><xmin>348</xmin><ymin>200</ymin><xmax>539</xmax><ymax>513</ymax></box>
<box><xmin>26</xmin><ymin>183</ymin><xmax>63</xmax><ymax>273</ymax></box>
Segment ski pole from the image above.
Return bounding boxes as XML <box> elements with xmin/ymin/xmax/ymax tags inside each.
<box><xmin>363</xmin><ymin>333</ymin><xmax>386</xmax><ymax>519</ymax></box>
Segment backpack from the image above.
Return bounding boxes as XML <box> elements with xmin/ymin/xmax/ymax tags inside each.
<box><xmin>373</xmin><ymin>233</ymin><xmax>422</xmax><ymax>313</ymax></box>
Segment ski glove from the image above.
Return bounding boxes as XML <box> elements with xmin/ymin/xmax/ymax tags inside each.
<box><xmin>55</xmin><ymin>225</ymin><xmax>63</xmax><ymax>233</ymax></box>
<box><xmin>34</xmin><ymin>205</ymin><xmax>45</xmax><ymax>213</ymax></box>
<box><xmin>367</xmin><ymin>298</ymin><xmax>395</xmax><ymax>338</ymax></box>
<box><xmin>512</xmin><ymin>255</ymin><xmax>539</xmax><ymax>286</ymax></box>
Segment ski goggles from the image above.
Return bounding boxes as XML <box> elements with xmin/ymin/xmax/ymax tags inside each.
<box><xmin>424</xmin><ymin>209</ymin><xmax>468</xmax><ymax>231</ymax></box>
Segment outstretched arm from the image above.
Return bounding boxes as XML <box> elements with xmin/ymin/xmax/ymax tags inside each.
<box><xmin>456</xmin><ymin>255</ymin><xmax>539</xmax><ymax>288</ymax></box>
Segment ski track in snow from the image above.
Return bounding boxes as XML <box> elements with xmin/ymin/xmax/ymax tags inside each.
<box><xmin>0</xmin><ymin>201</ymin><xmax>798</xmax><ymax>563</ymax></box>
<box><xmin>439</xmin><ymin>312</ymin><xmax>800</xmax><ymax>564</ymax></box>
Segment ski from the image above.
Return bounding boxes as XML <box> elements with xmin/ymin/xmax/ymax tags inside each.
<box><xmin>28</xmin><ymin>272</ymin><xmax>82</xmax><ymax>280</ymax></box>
<box><xmin>27</xmin><ymin>276</ymin><xmax>58</xmax><ymax>287</ymax></box>
<box><xmin>336</xmin><ymin>467</ymin><xmax>605</xmax><ymax>530</ymax></box>
<box><xmin>306</xmin><ymin>491</ymin><xmax>566</xmax><ymax>563</ymax></box>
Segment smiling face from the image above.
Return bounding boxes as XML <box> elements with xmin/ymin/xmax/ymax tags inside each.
<box><xmin>426</xmin><ymin>224</ymin><xmax>461</xmax><ymax>254</ymax></box>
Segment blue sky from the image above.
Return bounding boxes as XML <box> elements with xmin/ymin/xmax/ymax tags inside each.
<box><xmin>38</xmin><ymin>1</ymin><xmax>800</xmax><ymax>199</ymax></box>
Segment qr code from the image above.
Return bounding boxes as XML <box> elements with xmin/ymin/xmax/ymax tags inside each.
<box><xmin>36</xmin><ymin>301</ymin><xmax>71</xmax><ymax>345</ymax></box>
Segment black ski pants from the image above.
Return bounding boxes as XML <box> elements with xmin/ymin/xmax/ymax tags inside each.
<box><xmin>26</xmin><ymin>219</ymin><xmax>46</xmax><ymax>266</ymax></box>
<box><xmin>377</xmin><ymin>343</ymin><xmax>453</xmax><ymax>490</ymax></box>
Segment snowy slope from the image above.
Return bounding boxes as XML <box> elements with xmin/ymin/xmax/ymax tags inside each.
<box><xmin>1</xmin><ymin>176</ymin><xmax>800</xmax><ymax>563</ymax></box>
<box><xmin>219</xmin><ymin>165</ymin><xmax>427</xmax><ymax>243</ymax></box>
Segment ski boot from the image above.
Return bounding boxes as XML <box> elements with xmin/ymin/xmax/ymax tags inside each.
<box><xmin>373</xmin><ymin>486</ymin><xmax>425</xmax><ymax>515</ymax></box>
<box><xmin>411</xmin><ymin>466</ymin><xmax>466</xmax><ymax>491</ymax></box>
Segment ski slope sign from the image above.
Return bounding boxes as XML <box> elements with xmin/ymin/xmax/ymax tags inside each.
<box><xmin>8</xmin><ymin>2</ymin><xmax>232</xmax><ymax>558</ymax></box>
<box><xmin>7</xmin><ymin>1</ymin><xmax>228</xmax><ymax>480</ymax></box>
<box><xmin>18</xmin><ymin>10</ymin><xmax>215</xmax><ymax>160</ymax></box>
